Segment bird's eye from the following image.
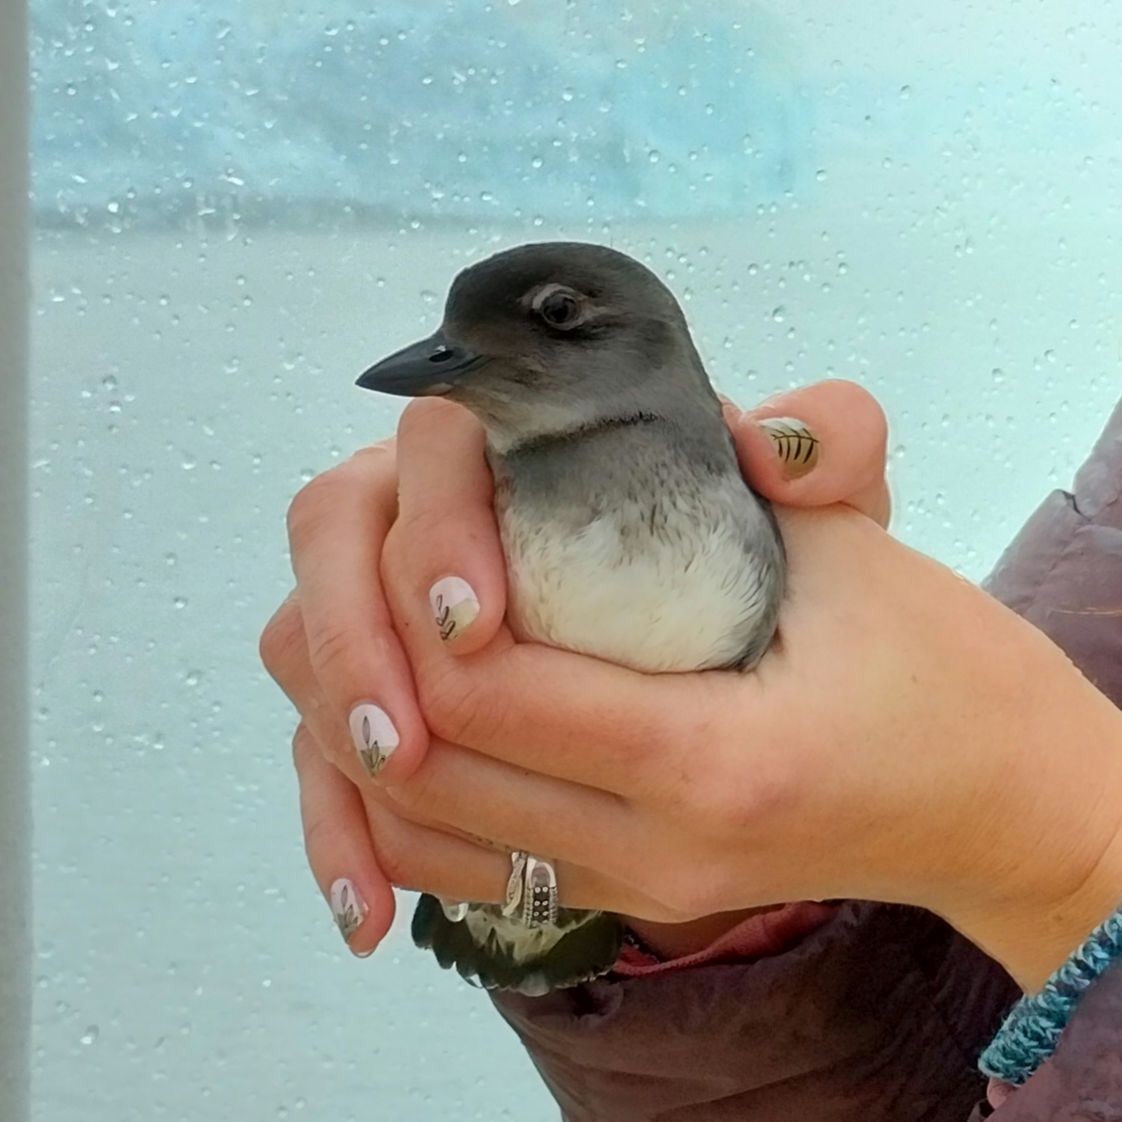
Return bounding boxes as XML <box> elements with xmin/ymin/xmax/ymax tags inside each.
<box><xmin>536</xmin><ymin>288</ymin><xmax>582</xmax><ymax>330</ymax></box>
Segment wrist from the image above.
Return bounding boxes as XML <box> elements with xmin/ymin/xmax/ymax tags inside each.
<box><xmin>951</xmin><ymin>656</ymin><xmax>1122</xmax><ymax>992</ymax></box>
<box><xmin>973</xmin><ymin>818</ymin><xmax>1122</xmax><ymax>993</ymax></box>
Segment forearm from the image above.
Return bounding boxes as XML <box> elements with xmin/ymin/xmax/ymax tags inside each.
<box><xmin>487</xmin><ymin>400</ymin><xmax>1122</xmax><ymax>1121</ymax></box>
<box><xmin>942</xmin><ymin>656</ymin><xmax>1122</xmax><ymax>993</ymax></box>
<box><xmin>967</xmin><ymin>396</ymin><xmax>1122</xmax><ymax>989</ymax></box>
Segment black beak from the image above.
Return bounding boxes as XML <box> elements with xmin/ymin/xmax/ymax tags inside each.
<box><xmin>356</xmin><ymin>329</ymin><xmax>487</xmax><ymax>397</ymax></box>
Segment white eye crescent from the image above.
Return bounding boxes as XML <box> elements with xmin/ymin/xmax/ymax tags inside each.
<box><xmin>532</xmin><ymin>284</ymin><xmax>583</xmax><ymax>329</ymax></box>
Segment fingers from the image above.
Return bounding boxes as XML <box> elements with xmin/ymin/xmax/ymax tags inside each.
<box><xmin>382</xmin><ymin>739</ymin><xmax>637</xmax><ymax>876</ymax></box>
<box><xmin>387</xmin><ymin>398</ymin><xmax>508</xmax><ymax>654</ymax></box>
<box><xmin>261</xmin><ymin>595</ymin><xmax>380</xmax><ymax>791</ymax></box>
<box><xmin>365</xmin><ymin>794</ymin><xmax>670</xmax><ymax>918</ymax></box>
<box><xmin>293</xmin><ymin>723</ymin><xmax>396</xmax><ymax>956</ymax></box>
<box><xmin>385</xmin><ymin>558</ymin><xmax>735</xmax><ymax>798</ymax></box>
<box><xmin>733</xmin><ymin>380</ymin><xmax>891</xmax><ymax>528</ymax></box>
<box><xmin>282</xmin><ymin>443</ymin><xmax>428</xmax><ymax>783</ymax></box>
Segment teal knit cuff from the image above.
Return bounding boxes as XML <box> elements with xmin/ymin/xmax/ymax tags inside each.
<box><xmin>979</xmin><ymin>904</ymin><xmax>1122</xmax><ymax>1086</ymax></box>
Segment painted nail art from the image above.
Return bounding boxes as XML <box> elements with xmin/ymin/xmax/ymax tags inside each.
<box><xmin>330</xmin><ymin>878</ymin><xmax>367</xmax><ymax>946</ymax></box>
<box><xmin>758</xmin><ymin>417</ymin><xmax>821</xmax><ymax>479</ymax></box>
<box><xmin>348</xmin><ymin>703</ymin><xmax>399</xmax><ymax>778</ymax></box>
<box><xmin>429</xmin><ymin>576</ymin><xmax>480</xmax><ymax>642</ymax></box>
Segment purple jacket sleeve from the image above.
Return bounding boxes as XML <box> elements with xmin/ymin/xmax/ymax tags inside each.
<box><xmin>490</xmin><ymin>399</ymin><xmax>1122</xmax><ymax>1122</ymax></box>
<box><xmin>982</xmin><ymin>397</ymin><xmax>1122</xmax><ymax>709</ymax></box>
<box><xmin>969</xmin><ymin>962</ymin><xmax>1122</xmax><ymax>1121</ymax></box>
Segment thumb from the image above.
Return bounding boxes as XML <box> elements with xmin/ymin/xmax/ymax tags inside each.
<box><xmin>730</xmin><ymin>380</ymin><xmax>891</xmax><ymax>528</ymax></box>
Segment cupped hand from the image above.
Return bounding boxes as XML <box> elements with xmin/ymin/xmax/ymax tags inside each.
<box><xmin>371</xmin><ymin>406</ymin><xmax>1122</xmax><ymax>991</ymax></box>
<box><xmin>260</xmin><ymin>381</ymin><xmax>895</xmax><ymax>955</ymax></box>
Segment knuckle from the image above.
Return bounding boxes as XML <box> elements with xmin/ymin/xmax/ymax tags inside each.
<box><xmin>305</xmin><ymin>618</ymin><xmax>360</xmax><ymax>679</ymax></box>
<box><xmin>709</xmin><ymin>758</ymin><xmax>797</xmax><ymax>837</ymax></box>
<box><xmin>415</xmin><ymin>662</ymin><xmax>491</xmax><ymax>744</ymax></box>
<box><xmin>349</xmin><ymin>438</ymin><xmax>395</xmax><ymax>467</ymax></box>
<box><xmin>259</xmin><ymin>598</ymin><xmax>304</xmax><ymax>679</ymax></box>
<box><xmin>371</xmin><ymin>828</ymin><xmax>413</xmax><ymax>888</ymax></box>
<box><xmin>285</xmin><ymin>471</ymin><xmax>343</xmax><ymax>551</ymax></box>
<box><xmin>291</xmin><ymin>724</ymin><xmax>317</xmax><ymax>771</ymax></box>
<box><xmin>347</xmin><ymin>441</ymin><xmax>400</xmax><ymax>502</ymax></box>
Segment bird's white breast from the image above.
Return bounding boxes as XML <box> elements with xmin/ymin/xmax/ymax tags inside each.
<box><xmin>498</xmin><ymin>473</ymin><xmax>772</xmax><ymax>673</ymax></box>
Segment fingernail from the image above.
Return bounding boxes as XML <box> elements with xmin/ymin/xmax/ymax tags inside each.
<box><xmin>349</xmin><ymin>703</ymin><xmax>399</xmax><ymax>779</ymax></box>
<box><xmin>758</xmin><ymin>417</ymin><xmax>821</xmax><ymax>479</ymax></box>
<box><xmin>440</xmin><ymin>898</ymin><xmax>471</xmax><ymax>923</ymax></box>
<box><xmin>429</xmin><ymin>576</ymin><xmax>480</xmax><ymax>642</ymax></box>
<box><xmin>330</xmin><ymin>877</ymin><xmax>368</xmax><ymax>950</ymax></box>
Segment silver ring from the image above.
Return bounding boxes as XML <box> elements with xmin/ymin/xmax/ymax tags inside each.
<box><xmin>499</xmin><ymin>850</ymin><xmax>558</xmax><ymax>928</ymax></box>
<box><xmin>522</xmin><ymin>854</ymin><xmax>560</xmax><ymax>929</ymax></box>
<box><xmin>501</xmin><ymin>850</ymin><xmax>528</xmax><ymax>918</ymax></box>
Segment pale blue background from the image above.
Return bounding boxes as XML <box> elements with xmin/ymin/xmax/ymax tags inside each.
<box><xmin>29</xmin><ymin>2</ymin><xmax>1122</xmax><ymax>1119</ymax></box>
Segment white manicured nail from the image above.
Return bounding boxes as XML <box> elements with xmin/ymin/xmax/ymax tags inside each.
<box><xmin>330</xmin><ymin>878</ymin><xmax>367</xmax><ymax>948</ymax></box>
<box><xmin>348</xmin><ymin>703</ymin><xmax>399</xmax><ymax>778</ymax></box>
<box><xmin>429</xmin><ymin>576</ymin><xmax>480</xmax><ymax>642</ymax></box>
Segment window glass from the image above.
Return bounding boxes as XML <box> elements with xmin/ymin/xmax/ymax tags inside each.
<box><xmin>29</xmin><ymin>2</ymin><xmax>1122</xmax><ymax>1116</ymax></box>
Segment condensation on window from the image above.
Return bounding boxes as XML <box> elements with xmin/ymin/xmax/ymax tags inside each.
<box><xmin>28</xmin><ymin>1</ymin><xmax>1122</xmax><ymax>1118</ymax></box>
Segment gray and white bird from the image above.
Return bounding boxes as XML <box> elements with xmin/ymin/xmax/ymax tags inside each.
<box><xmin>356</xmin><ymin>242</ymin><xmax>787</xmax><ymax>996</ymax></box>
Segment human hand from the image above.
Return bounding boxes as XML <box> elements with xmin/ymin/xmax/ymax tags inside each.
<box><xmin>366</xmin><ymin>408</ymin><xmax>1122</xmax><ymax>993</ymax></box>
<box><xmin>260</xmin><ymin>381</ymin><xmax>894</xmax><ymax>957</ymax></box>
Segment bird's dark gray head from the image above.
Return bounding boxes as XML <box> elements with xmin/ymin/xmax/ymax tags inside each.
<box><xmin>357</xmin><ymin>242</ymin><xmax>719</xmax><ymax>450</ymax></box>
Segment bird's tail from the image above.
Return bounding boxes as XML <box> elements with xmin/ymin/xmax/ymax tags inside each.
<box><xmin>411</xmin><ymin>893</ymin><xmax>624</xmax><ymax>997</ymax></box>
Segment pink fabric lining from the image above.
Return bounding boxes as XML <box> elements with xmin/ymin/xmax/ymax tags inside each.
<box><xmin>613</xmin><ymin>902</ymin><xmax>837</xmax><ymax>977</ymax></box>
